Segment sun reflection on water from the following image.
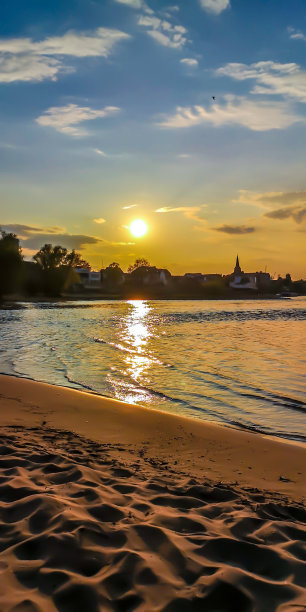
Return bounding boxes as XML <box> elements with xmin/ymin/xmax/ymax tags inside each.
<box><xmin>123</xmin><ymin>300</ymin><xmax>152</xmax><ymax>383</ymax></box>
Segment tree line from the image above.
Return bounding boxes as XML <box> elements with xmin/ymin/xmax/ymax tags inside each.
<box><xmin>0</xmin><ymin>231</ymin><xmax>90</xmax><ymax>297</ymax></box>
<box><xmin>0</xmin><ymin>230</ymin><xmax>305</xmax><ymax>299</ymax></box>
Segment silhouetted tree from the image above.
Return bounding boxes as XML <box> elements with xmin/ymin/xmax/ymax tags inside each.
<box><xmin>64</xmin><ymin>250</ymin><xmax>90</xmax><ymax>269</ymax></box>
<box><xmin>127</xmin><ymin>258</ymin><xmax>150</xmax><ymax>273</ymax></box>
<box><xmin>103</xmin><ymin>262</ymin><xmax>124</xmax><ymax>285</ymax></box>
<box><xmin>33</xmin><ymin>244</ymin><xmax>90</xmax><ymax>296</ymax></box>
<box><xmin>285</xmin><ymin>273</ymin><xmax>292</xmax><ymax>287</ymax></box>
<box><xmin>0</xmin><ymin>230</ymin><xmax>23</xmax><ymax>297</ymax></box>
<box><xmin>33</xmin><ymin>244</ymin><xmax>68</xmax><ymax>271</ymax></box>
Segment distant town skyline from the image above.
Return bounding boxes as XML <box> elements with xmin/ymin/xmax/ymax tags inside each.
<box><xmin>1</xmin><ymin>0</ymin><xmax>305</xmax><ymax>278</ymax></box>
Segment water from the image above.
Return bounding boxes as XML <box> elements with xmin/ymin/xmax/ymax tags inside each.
<box><xmin>0</xmin><ymin>298</ymin><xmax>305</xmax><ymax>442</ymax></box>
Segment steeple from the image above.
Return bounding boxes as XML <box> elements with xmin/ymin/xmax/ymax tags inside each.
<box><xmin>234</xmin><ymin>254</ymin><xmax>241</xmax><ymax>275</ymax></box>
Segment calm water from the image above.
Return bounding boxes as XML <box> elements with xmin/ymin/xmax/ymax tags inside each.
<box><xmin>0</xmin><ymin>299</ymin><xmax>305</xmax><ymax>442</ymax></box>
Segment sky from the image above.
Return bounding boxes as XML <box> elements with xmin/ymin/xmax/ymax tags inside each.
<box><xmin>0</xmin><ymin>0</ymin><xmax>305</xmax><ymax>278</ymax></box>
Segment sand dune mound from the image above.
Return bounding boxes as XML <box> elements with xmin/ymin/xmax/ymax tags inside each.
<box><xmin>0</xmin><ymin>426</ymin><xmax>305</xmax><ymax>612</ymax></box>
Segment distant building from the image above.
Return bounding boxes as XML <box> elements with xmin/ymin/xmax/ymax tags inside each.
<box><xmin>184</xmin><ymin>273</ymin><xmax>222</xmax><ymax>283</ymax></box>
<box><xmin>228</xmin><ymin>256</ymin><xmax>270</xmax><ymax>290</ymax></box>
<box><xmin>74</xmin><ymin>267</ymin><xmax>101</xmax><ymax>289</ymax></box>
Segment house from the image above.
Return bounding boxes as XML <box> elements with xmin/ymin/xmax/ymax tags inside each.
<box><xmin>228</xmin><ymin>256</ymin><xmax>270</xmax><ymax>290</ymax></box>
<box><xmin>74</xmin><ymin>267</ymin><xmax>101</xmax><ymax>289</ymax></box>
<box><xmin>129</xmin><ymin>266</ymin><xmax>171</xmax><ymax>286</ymax></box>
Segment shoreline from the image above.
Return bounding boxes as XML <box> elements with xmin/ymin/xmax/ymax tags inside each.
<box><xmin>1</xmin><ymin>294</ymin><xmax>302</xmax><ymax>303</ymax></box>
<box><xmin>0</xmin><ymin>374</ymin><xmax>305</xmax><ymax>500</ymax></box>
<box><xmin>2</xmin><ymin>372</ymin><xmax>306</xmax><ymax>446</ymax></box>
<box><xmin>0</xmin><ymin>374</ymin><xmax>305</xmax><ymax>611</ymax></box>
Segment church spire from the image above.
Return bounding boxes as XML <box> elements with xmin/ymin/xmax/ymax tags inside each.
<box><xmin>234</xmin><ymin>254</ymin><xmax>241</xmax><ymax>274</ymax></box>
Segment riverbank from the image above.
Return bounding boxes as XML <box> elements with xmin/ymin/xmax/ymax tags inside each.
<box><xmin>0</xmin><ymin>375</ymin><xmax>305</xmax><ymax>611</ymax></box>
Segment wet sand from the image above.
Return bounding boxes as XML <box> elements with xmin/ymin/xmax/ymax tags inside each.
<box><xmin>0</xmin><ymin>374</ymin><xmax>305</xmax><ymax>611</ymax></box>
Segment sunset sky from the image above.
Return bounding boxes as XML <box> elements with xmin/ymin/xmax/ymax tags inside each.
<box><xmin>0</xmin><ymin>0</ymin><xmax>305</xmax><ymax>277</ymax></box>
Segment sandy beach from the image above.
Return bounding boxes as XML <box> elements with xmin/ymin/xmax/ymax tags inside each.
<box><xmin>0</xmin><ymin>374</ymin><xmax>305</xmax><ymax>611</ymax></box>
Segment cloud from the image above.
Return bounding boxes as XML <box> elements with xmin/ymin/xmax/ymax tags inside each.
<box><xmin>114</xmin><ymin>0</ymin><xmax>145</xmax><ymax>7</ymax></box>
<box><xmin>0</xmin><ymin>28</ymin><xmax>130</xmax><ymax>83</ymax></box>
<box><xmin>234</xmin><ymin>189</ymin><xmax>306</xmax><ymax>209</ymax></box>
<box><xmin>180</xmin><ymin>58</ymin><xmax>198</xmax><ymax>67</ymax></box>
<box><xmin>158</xmin><ymin>95</ymin><xmax>304</xmax><ymax>131</ymax></box>
<box><xmin>156</xmin><ymin>206</ymin><xmax>200</xmax><ymax>213</ymax></box>
<box><xmin>1</xmin><ymin>223</ymin><xmax>63</xmax><ymax>236</ymax></box>
<box><xmin>264</xmin><ymin>206</ymin><xmax>306</xmax><ymax>224</ymax></box>
<box><xmin>24</xmin><ymin>234</ymin><xmax>102</xmax><ymax>250</ymax></box>
<box><xmin>122</xmin><ymin>204</ymin><xmax>137</xmax><ymax>209</ymax></box>
<box><xmin>1</xmin><ymin>222</ymin><xmax>136</xmax><ymax>251</ymax></box>
<box><xmin>138</xmin><ymin>15</ymin><xmax>187</xmax><ymax>49</ymax></box>
<box><xmin>93</xmin><ymin>218</ymin><xmax>106</xmax><ymax>224</ymax></box>
<box><xmin>288</xmin><ymin>27</ymin><xmax>306</xmax><ymax>42</ymax></box>
<box><xmin>94</xmin><ymin>148</ymin><xmax>108</xmax><ymax>156</ymax></box>
<box><xmin>0</xmin><ymin>55</ymin><xmax>69</xmax><ymax>83</ymax></box>
<box><xmin>199</xmin><ymin>0</ymin><xmax>230</xmax><ymax>15</ymax></box>
<box><xmin>213</xmin><ymin>224</ymin><xmax>256</xmax><ymax>234</ymax></box>
<box><xmin>36</xmin><ymin>104</ymin><xmax>120</xmax><ymax>136</ymax></box>
<box><xmin>233</xmin><ymin>189</ymin><xmax>306</xmax><ymax>225</ymax></box>
<box><xmin>155</xmin><ymin>205</ymin><xmax>207</xmax><ymax>225</ymax></box>
<box><xmin>216</xmin><ymin>61</ymin><xmax>306</xmax><ymax>103</ymax></box>
<box><xmin>0</xmin><ymin>223</ymin><xmax>103</xmax><ymax>250</ymax></box>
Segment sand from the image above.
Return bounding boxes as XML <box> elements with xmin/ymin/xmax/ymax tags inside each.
<box><xmin>0</xmin><ymin>374</ymin><xmax>305</xmax><ymax>611</ymax></box>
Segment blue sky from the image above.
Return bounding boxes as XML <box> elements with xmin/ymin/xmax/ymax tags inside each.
<box><xmin>0</xmin><ymin>0</ymin><xmax>305</xmax><ymax>276</ymax></box>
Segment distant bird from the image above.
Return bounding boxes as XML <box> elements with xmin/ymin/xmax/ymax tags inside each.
<box><xmin>212</xmin><ymin>96</ymin><xmax>216</xmax><ymax>101</ymax></box>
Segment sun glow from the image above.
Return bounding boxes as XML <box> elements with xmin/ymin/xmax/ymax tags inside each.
<box><xmin>129</xmin><ymin>219</ymin><xmax>148</xmax><ymax>238</ymax></box>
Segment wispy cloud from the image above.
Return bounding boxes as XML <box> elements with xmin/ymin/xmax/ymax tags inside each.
<box><xmin>216</xmin><ymin>61</ymin><xmax>306</xmax><ymax>103</ymax></box>
<box><xmin>0</xmin><ymin>223</ymin><xmax>103</xmax><ymax>250</ymax></box>
<box><xmin>213</xmin><ymin>224</ymin><xmax>256</xmax><ymax>234</ymax></box>
<box><xmin>1</xmin><ymin>222</ymin><xmax>136</xmax><ymax>250</ymax></box>
<box><xmin>94</xmin><ymin>148</ymin><xmax>108</xmax><ymax>156</ymax></box>
<box><xmin>36</xmin><ymin>104</ymin><xmax>120</xmax><ymax>136</ymax></box>
<box><xmin>288</xmin><ymin>27</ymin><xmax>306</xmax><ymax>42</ymax></box>
<box><xmin>138</xmin><ymin>15</ymin><xmax>187</xmax><ymax>49</ymax></box>
<box><xmin>233</xmin><ymin>189</ymin><xmax>306</xmax><ymax>225</ymax></box>
<box><xmin>155</xmin><ymin>205</ymin><xmax>207</xmax><ymax>226</ymax></box>
<box><xmin>234</xmin><ymin>189</ymin><xmax>306</xmax><ymax>209</ymax></box>
<box><xmin>180</xmin><ymin>58</ymin><xmax>198</xmax><ymax>67</ymax></box>
<box><xmin>122</xmin><ymin>204</ymin><xmax>137</xmax><ymax>209</ymax></box>
<box><xmin>158</xmin><ymin>95</ymin><xmax>304</xmax><ymax>131</ymax></box>
<box><xmin>114</xmin><ymin>0</ymin><xmax>146</xmax><ymax>8</ymax></box>
<box><xmin>156</xmin><ymin>206</ymin><xmax>200</xmax><ymax>213</ymax></box>
<box><xmin>93</xmin><ymin>218</ymin><xmax>106</xmax><ymax>224</ymax></box>
<box><xmin>264</xmin><ymin>206</ymin><xmax>306</xmax><ymax>224</ymax></box>
<box><xmin>199</xmin><ymin>0</ymin><xmax>230</xmax><ymax>15</ymax></box>
<box><xmin>0</xmin><ymin>28</ymin><xmax>130</xmax><ymax>83</ymax></box>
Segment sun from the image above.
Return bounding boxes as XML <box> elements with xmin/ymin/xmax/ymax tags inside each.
<box><xmin>129</xmin><ymin>219</ymin><xmax>148</xmax><ymax>238</ymax></box>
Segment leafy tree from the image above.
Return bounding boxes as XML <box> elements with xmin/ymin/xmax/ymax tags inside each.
<box><xmin>33</xmin><ymin>244</ymin><xmax>90</xmax><ymax>296</ymax></box>
<box><xmin>127</xmin><ymin>258</ymin><xmax>150</xmax><ymax>273</ymax></box>
<box><xmin>0</xmin><ymin>230</ymin><xmax>23</xmax><ymax>297</ymax></box>
<box><xmin>33</xmin><ymin>244</ymin><xmax>68</xmax><ymax>271</ymax></box>
<box><xmin>285</xmin><ymin>273</ymin><xmax>292</xmax><ymax>286</ymax></box>
<box><xmin>108</xmin><ymin>262</ymin><xmax>120</xmax><ymax>269</ymax></box>
<box><xmin>104</xmin><ymin>262</ymin><xmax>124</xmax><ymax>285</ymax></box>
<box><xmin>64</xmin><ymin>249</ymin><xmax>90</xmax><ymax>269</ymax></box>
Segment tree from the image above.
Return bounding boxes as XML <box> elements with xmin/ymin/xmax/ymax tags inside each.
<box><xmin>64</xmin><ymin>250</ymin><xmax>90</xmax><ymax>269</ymax></box>
<box><xmin>0</xmin><ymin>230</ymin><xmax>23</xmax><ymax>297</ymax></box>
<box><xmin>285</xmin><ymin>273</ymin><xmax>292</xmax><ymax>287</ymax></box>
<box><xmin>127</xmin><ymin>258</ymin><xmax>150</xmax><ymax>273</ymax></box>
<box><xmin>33</xmin><ymin>244</ymin><xmax>68</xmax><ymax>271</ymax></box>
<box><xmin>33</xmin><ymin>244</ymin><xmax>90</xmax><ymax>296</ymax></box>
<box><xmin>104</xmin><ymin>262</ymin><xmax>124</xmax><ymax>285</ymax></box>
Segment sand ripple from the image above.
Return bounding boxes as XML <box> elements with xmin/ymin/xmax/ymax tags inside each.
<box><xmin>0</xmin><ymin>427</ymin><xmax>305</xmax><ymax>612</ymax></box>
